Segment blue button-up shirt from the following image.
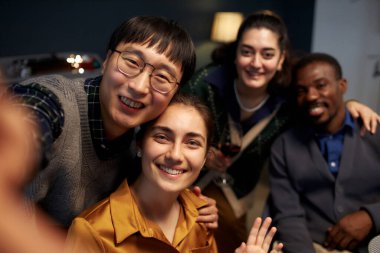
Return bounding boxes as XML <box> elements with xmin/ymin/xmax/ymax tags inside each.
<box><xmin>315</xmin><ymin>110</ymin><xmax>355</xmax><ymax>174</ymax></box>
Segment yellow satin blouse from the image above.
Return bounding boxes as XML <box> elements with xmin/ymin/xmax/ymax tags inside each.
<box><xmin>66</xmin><ymin>180</ymin><xmax>217</xmax><ymax>253</ymax></box>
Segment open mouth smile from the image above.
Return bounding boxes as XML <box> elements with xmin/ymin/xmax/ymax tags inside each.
<box><xmin>307</xmin><ymin>102</ymin><xmax>326</xmax><ymax>117</ymax></box>
<box><xmin>119</xmin><ymin>96</ymin><xmax>144</xmax><ymax>109</ymax></box>
<box><xmin>159</xmin><ymin>165</ymin><xmax>187</xmax><ymax>175</ymax></box>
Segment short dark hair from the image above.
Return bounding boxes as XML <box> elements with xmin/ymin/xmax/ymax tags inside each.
<box><xmin>137</xmin><ymin>92</ymin><xmax>214</xmax><ymax>149</ymax></box>
<box><xmin>107</xmin><ymin>16</ymin><xmax>196</xmax><ymax>85</ymax></box>
<box><xmin>292</xmin><ymin>52</ymin><xmax>343</xmax><ymax>81</ymax></box>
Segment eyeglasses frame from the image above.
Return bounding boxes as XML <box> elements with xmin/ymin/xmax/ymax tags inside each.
<box><xmin>112</xmin><ymin>49</ymin><xmax>179</xmax><ymax>94</ymax></box>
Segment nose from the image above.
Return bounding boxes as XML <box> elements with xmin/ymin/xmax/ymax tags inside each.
<box><xmin>165</xmin><ymin>142</ymin><xmax>183</xmax><ymax>163</ymax></box>
<box><xmin>306</xmin><ymin>87</ymin><xmax>319</xmax><ymax>101</ymax></box>
<box><xmin>250</xmin><ymin>54</ymin><xmax>262</xmax><ymax>68</ymax></box>
<box><xmin>127</xmin><ymin>69</ymin><xmax>151</xmax><ymax>95</ymax></box>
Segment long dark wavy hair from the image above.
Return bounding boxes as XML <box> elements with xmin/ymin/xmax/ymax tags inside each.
<box><xmin>212</xmin><ymin>10</ymin><xmax>292</xmax><ymax>93</ymax></box>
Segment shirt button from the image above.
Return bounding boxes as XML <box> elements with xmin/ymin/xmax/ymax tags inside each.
<box><xmin>337</xmin><ymin>206</ymin><xmax>344</xmax><ymax>213</ymax></box>
<box><xmin>101</xmin><ymin>144</ymin><xmax>106</xmax><ymax>149</ymax></box>
<box><xmin>331</xmin><ymin>162</ymin><xmax>336</xmax><ymax>167</ymax></box>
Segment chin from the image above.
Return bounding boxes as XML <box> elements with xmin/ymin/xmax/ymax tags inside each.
<box><xmin>310</xmin><ymin>117</ymin><xmax>330</xmax><ymax>127</ymax></box>
<box><xmin>245</xmin><ymin>79</ymin><xmax>266</xmax><ymax>89</ymax></box>
<box><xmin>158</xmin><ymin>181</ymin><xmax>185</xmax><ymax>193</ymax></box>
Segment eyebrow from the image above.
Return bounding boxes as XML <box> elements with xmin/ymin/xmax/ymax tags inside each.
<box><xmin>296</xmin><ymin>77</ymin><xmax>326</xmax><ymax>87</ymax></box>
<box><xmin>151</xmin><ymin>125</ymin><xmax>206</xmax><ymax>142</ymax></box>
<box><xmin>124</xmin><ymin>47</ymin><xmax>178</xmax><ymax>77</ymax></box>
<box><xmin>312</xmin><ymin>77</ymin><xmax>328</xmax><ymax>83</ymax></box>
<box><xmin>240</xmin><ymin>44</ymin><xmax>276</xmax><ymax>51</ymax></box>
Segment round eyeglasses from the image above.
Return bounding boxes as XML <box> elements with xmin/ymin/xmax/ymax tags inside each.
<box><xmin>113</xmin><ymin>49</ymin><xmax>179</xmax><ymax>94</ymax></box>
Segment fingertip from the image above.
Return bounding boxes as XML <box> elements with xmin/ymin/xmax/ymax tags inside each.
<box><xmin>274</xmin><ymin>242</ymin><xmax>284</xmax><ymax>252</ymax></box>
<box><xmin>192</xmin><ymin>186</ymin><xmax>201</xmax><ymax>196</ymax></box>
<box><xmin>371</xmin><ymin>125</ymin><xmax>376</xmax><ymax>135</ymax></box>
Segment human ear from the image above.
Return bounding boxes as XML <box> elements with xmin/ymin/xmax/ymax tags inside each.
<box><xmin>339</xmin><ymin>78</ymin><xmax>348</xmax><ymax>94</ymax></box>
<box><xmin>201</xmin><ymin>150</ymin><xmax>211</xmax><ymax>168</ymax></box>
<box><xmin>102</xmin><ymin>50</ymin><xmax>113</xmax><ymax>74</ymax></box>
<box><xmin>277</xmin><ymin>51</ymin><xmax>286</xmax><ymax>71</ymax></box>
<box><xmin>135</xmin><ymin>139</ymin><xmax>143</xmax><ymax>158</ymax></box>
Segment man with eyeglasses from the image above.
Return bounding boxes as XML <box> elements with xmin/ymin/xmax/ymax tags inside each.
<box><xmin>9</xmin><ymin>16</ymin><xmax>218</xmax><ymax>230</ymax></box>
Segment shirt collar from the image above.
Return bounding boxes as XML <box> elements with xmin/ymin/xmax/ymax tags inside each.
<box><xmin>110</xmin><ymin>181</ymin><xmax>208</xmax><ymax>245</ymax></box>
<box><xmin>343</xmin><ymin>109</ymin><xmax>355</xmax><ymax>130</ymax></box>
<box><xmin>85</xmin><ymin>76</ymin><xmax>134</xmax><ymax>160</ymax></box>
<box><xmin>314</xmin><ymin>109</ymin><xmax>355</xmax><ymax>136</ymax></box>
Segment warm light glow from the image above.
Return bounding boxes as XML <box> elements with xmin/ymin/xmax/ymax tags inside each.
<box><xmin>66</xmin><ymin>57</ymin><xmax>74</xmax><ymax>64</ymax></box>
<box><xmin>210</xmin><ymin>12</ymin><xmax>244</xmax><ymax>43</ymax></box>
<box><xmin>67</xmin><ymin>54</ymin><xmax>83</xmax><ymax>68</ymax></box>
<box><xmin>74</xmin><ymin>55</ymin><xmax>83</xmax><ymax>63</ymax></box>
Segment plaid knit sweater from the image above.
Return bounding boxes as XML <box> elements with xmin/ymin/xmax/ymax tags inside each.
<box><xmin>20</xmin><ymin>75</ymin><xmax>131</xmax><ymax>227</ymax></box>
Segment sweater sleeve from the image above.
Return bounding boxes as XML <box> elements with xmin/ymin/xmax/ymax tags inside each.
<box><xmin>9</xmin><ymin>81</ymin><xmax>64</xmax><ymax>168</ymax></box>
<box><xmin>65</xmin><ymin>218</ymin><xmax>106</xmax><ymax>253</ymax></box>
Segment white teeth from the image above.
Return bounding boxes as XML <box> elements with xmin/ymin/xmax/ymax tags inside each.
<box><xmin>120</xmin><ymin>96</ymin><xmax>143</xmax><ymax>109</ymax></box>
<box><xmin>310</xmin><ymin>106</ymin><xmax>321</xmax><ymax>112</ymax></box>
<box><xmin>159</xmin><ymin>166</ymin><xmax>185</xmax><ymax>175</ymax></box>
<box><xmin>309</xmin><ymin>105</ymin><xmax>324</xmax><ymax>116</ymax></box>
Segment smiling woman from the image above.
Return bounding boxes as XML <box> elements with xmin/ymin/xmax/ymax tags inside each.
<box><xmin>66</xmin><ymin>92</ymin><xmax>218</xmax><ymax>253</ymax></box>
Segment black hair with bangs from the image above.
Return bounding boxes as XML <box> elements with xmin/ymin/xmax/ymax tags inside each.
<box><xmin>107</xmin><ymin>16</ymin><xmax>196</xmax><ymax>85</ymax></box>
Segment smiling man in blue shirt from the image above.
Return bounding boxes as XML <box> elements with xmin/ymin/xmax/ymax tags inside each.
<box><xmin>269</xmin><ymin>53</ymin><xmax>380</xmax><ymax>253</ymax></box>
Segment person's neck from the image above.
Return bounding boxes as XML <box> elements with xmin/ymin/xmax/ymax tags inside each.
<box><xmin>235</xmin><ymin>79</ymin><xmax>269</xmax><ymax>120</ymax></box>
<box><xmin>235</xmin><ymin>80</ymin><xmax>268</xmax><ymax>106</ymax></box>
<box><xmin>131</xmin><ymin>176</ymin><xmax>180</xmax><ymax>243</ymax></box>
<box><xmin>101</xmin><ymin>111</ymin><xmax>130</xmax><ymax>141</ymax></box>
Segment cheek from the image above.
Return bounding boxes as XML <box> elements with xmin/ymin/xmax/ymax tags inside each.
<box><xmin>102</xmin><ymin>57</ymin><xmax>126</xmax><ymax>85</ymax></box>
<box><xmin>296</xmin><ymin>96</ymin><xmax>305</xmax><ymax>107</ymax></box>
<box><xmin>263</xmin><ymin>60</ymin><xmax>280</xmax><ymax>74</ymax></box>
<box><xmin>141</xmin><ymin>145</ymin><xmax>160</xmax><ymax>170</ymax></box>
<box><xmin>235</xmin><ymin>56</ymin><xmax>250</xmax><ymax>70</ymax></box>
<box><xmin>188</xmin><ymin>151</ymin><xmax>207</xmax><ymax>172</ymax></box>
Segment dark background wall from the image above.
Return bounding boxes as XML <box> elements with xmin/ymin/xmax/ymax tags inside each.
<box><xmin>0</xmin><ymin>0</ymin><xmax>314</xmax><ymax>60</ymax></box>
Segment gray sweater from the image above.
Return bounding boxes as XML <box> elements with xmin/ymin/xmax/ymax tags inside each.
<box><xmin>22</xmin><ymin>75</ymin><xmax>131</xmax><ymax>227</ymax></box>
